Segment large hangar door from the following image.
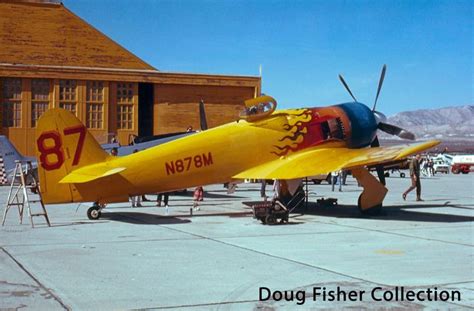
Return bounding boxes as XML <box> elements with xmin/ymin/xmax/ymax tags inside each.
<box><xmin>138</xmin><ymin>83</ymin><xmax>154</xmax><ymax>137</ymax></box>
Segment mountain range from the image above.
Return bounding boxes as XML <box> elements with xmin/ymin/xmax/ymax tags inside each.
<box><xmin>381</xmin><ymin>105</ymin><xmax>474</xmax><ymax>141</ymax></box>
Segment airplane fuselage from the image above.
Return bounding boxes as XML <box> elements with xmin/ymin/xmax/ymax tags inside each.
<box><xmin>70</xmin><ymin>102</ymin><xmax>378</xmax><ymax>203</ymax></box>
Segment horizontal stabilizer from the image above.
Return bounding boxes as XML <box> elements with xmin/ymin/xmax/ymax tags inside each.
<box><xmin>59</xmin><ymin>164</ymin><xmax>126</xmax><ymax>184</ymax></box>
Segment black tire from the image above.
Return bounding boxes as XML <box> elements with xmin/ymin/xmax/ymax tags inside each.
<box><xmin>312</xmin><ymin>179</ymin><xmax>322</xmax><ymax>185</ymax></box>
<box><xmin>87</xmin><ymin>206</ymin><xmax>101</xmax><ymax>220</ymax></box>
<box><xmin>384</xmin><ymin>172</ymin><xmax>390</xmax><ymax>177</ymax></box>
<box><xmin>265</xmin><ymin>214</ymin><xmax>277</xmax><ymax>225</ymax></box>
<box><xmin>400</xmin><ymin>172</ymin><xmax>406</xmax><ymax>178</ymax></box>
<box><xmin>357</xmin><ymin>195</ymin><xmax>382</xmax><ymax>216</ymax></box>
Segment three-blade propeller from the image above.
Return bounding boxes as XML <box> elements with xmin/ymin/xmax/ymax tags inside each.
<box><xmin>339</xmin><ymin>64</ymin><xmax>416</xmax><ymax>185</ymax></box>
<box><xmin>338</xmin><ymin>64</ymin><xmax>416</xmax><ymax>141</ymax></box>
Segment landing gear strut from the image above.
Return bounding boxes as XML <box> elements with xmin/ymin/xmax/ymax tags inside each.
<box><xmin>87</xmin><ymin>202</ymin><xmax>104</xmax><ymax>220</ymax></box>
<box><xmin>353</xmin><ymin>167</ymin><xmax>387</xmax><ymax>215</ymax></box>
<box><xmin>357</xmin><ymin>195</ymin><xmax>382</xmax><ymax>215</ymax></box>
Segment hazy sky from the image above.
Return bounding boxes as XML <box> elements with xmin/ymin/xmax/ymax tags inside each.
<box><xmin>65</xmin><ymin>0</ymin><xmax>472</xmax><ymax>115</ymax></box>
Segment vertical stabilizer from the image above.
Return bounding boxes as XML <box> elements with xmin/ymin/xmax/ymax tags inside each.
<box><xmin>35</xmin><ymin>108</ymin><xmax>110</xmax><ymax>203</ymax></box>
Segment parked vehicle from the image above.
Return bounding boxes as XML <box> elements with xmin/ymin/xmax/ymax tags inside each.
<box><xmin>433</xmin><ymin>158</ymin><xmax>449</xmax><ymax>174</ymax></box>
<box><xmin>433</xmin><ymin>154</ymin><xmax>474</xmax><ymax>174</ymax></box>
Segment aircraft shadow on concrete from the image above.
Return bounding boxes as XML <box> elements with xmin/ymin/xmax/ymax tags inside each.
<box><xmin>101</xmin><ymin>210</ymin><xmax>255</xmax><ymax>224</ymax></box>
<box><xmin>179</xmin><ymin>211</ymin><xmax>254</xmax><ymax>219</ymax></box>
<box><xmin>297</xmin><ymin>202</ymin><xmax>474</xmax><ymax>223</ymax></box>
<box><xmin>213</xmin><ymin>188</ymin><xmax>261</xmax><ymax>193</ymax></box>
<box><xmin>101</xmin><ymin>212</ymin><xmax>191</xmax><ymax>225</ymax></box>
<box><xmin>166</xmin><ymin>191</ymin><xmax>247</xmax><ymax>199</ymax></box>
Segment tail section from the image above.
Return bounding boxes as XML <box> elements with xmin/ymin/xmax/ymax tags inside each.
<box><xmin>35</xmin><ymin>108</ymin><xmax>110</xmax><ymax>203</ymax></box>
<box><xmin>0</xmin><ymin>135</ymin><xmax>24</xmax><ymax>163</ymax></box>
<box><xmin>0</xmin><ymin>135</ymin><xmax>24</xmax><ymax>184</ymax></box>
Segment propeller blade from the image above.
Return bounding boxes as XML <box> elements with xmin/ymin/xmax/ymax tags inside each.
<box><xmin>338</xmin><ymin>74</ymin><xmax>357</xmax><ymax>102</ymax></box>
<box><xmin>373</xmin><ymin>64</ymin><xmax>387</xmax><ymax>111</ymax></box>
<box><xmin>199</xmin><ymin>99</ymin><xmax>208</xmax><ymax>131</ymax></box>
<box><xmin>371</xmin><ymin>135</ymin><xmax>380</xmax><ymax>148</ymax></box>
<box><xmin>378</xmin><ymin>122</ymin><xmax>415</xmax><ymax>140</ymax></box>
<box><xmin>373</xmin><ymin>110</ymin><xmax>387</xmax><ymax>124</ymax></box>
<box><xmin>370</xmin><ymin>136</ymin><xmax>386</xmax><ymax>185</ymax></box>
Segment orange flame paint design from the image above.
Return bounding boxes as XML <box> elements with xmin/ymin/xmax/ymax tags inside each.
<box><xmin>272</xmin><ymin>109</ymin><xmax>318</xmax><ymax>156</ymax></box>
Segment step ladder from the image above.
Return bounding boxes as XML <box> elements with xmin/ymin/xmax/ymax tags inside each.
<box><xmin>1</xmin><ymin>160</ymin><xmax>51</xmax><ymax>228</ymax></box>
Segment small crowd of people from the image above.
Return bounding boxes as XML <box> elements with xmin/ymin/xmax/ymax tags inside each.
<box><xmin>420</xmin><ymin>157</ymin><xmax>436</xmax><ymax>177</ymax></box>
<box><xmin>331</xmin><ymin>170</ymin><xmax>348</xmax><ymax>192</ymax></box>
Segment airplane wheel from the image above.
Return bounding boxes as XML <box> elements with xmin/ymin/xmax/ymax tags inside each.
<box><xmin>265</xmin><ymin>214</ymin><xmax>277</xmax><ymax>225</ymax></box>
<box><xmin>400</xmin><ymin>172</ymin><xmax>406</xmax><ymax>178</ymax></box>
<box><xmin>87</xmin><ymin>206</ymin><xmax>101</xmax><ymax>220</ymax></box>
<box><xmin>357</xmin><ymin>195</ymin><xmax>382</xmax><ymax>216</ymax></box>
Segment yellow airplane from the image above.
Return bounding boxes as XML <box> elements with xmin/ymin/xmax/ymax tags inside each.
<box><xmin>35</xmin><ymin>66</ymin><xmax>439</xmax><ymax>219</ymax></box>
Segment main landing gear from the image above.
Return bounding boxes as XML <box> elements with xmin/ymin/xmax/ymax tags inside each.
<box><xmin>87</xmin><ymin>202</ymin><xmax>105</xmax><ymax>220</ymax></box>
<box><xmin>352</xmin><ymin>167</ymin><xmax>388</xmax><ymax>215</ymax></box>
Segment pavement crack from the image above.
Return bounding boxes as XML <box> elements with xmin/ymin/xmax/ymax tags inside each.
<box><xmin>1</xmin><ymin>247</ymin><xmax>71</xmax><ymax>310</ymax></box>
<box><xmin>306</xmin><ymin>220</ymin><xmax>474</xmax><ymax>247</ymax></box>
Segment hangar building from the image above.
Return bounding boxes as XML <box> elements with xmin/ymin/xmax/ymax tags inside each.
<box><xmin>0</xmin><ymin>0</ymin><xmax>261</xmax><ymax>155</ymax></box>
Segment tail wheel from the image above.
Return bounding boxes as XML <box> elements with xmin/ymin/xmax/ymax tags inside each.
<box><xmin>357</xmin><ymin>195</ymin><xmax>382</xmax><ymax>216</ymax></box>
<box><xmin>87</xmin><ymin>206</ymin><xmax>101</xmax><ymax>220</ymax></box>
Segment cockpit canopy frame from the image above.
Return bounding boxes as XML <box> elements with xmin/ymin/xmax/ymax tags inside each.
<box><xmin>239</xmin><ymin>95</ymin><xmax>277</xmax><ymax>122</ymax></box>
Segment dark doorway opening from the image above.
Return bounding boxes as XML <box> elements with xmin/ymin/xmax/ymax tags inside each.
<box><xmin>138</xmin><ymin>83</ymin><xmax>154</xmax><ymax>137</ymax></box>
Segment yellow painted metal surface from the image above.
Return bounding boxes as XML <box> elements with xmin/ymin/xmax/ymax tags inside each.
<box><xmin>234</xmin><ymin>140</ymin><xmax>440</xmax><ymax>179</ymax></box>
<box><xmin>35</xmin><ymin>105</ymin><xmax>440</xmax><ymax>205</ymax></box>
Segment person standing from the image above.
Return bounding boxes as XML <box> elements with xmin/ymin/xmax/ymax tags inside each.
<box><xmin>403</xmin><ymin>154</ymin><xmax>423</xmax><ymax>201</ymax></box>
<box><xmin>331</xmin><ymin>171</ymin><xmax>342</xmax><ymax>192</ymax></box>
<box><xmin>157</xmin><ymin>192</ymin><xmax>170</xmax><ymax>214</ymax></box>
<box><xmin>260</xmin><ymin>179</ymin><xmax>267</xmax><ymax>201</ymax></box>
<box><xmin>130</xmin><ymin>149</ymin><xmax>142</xmax><ymax>207</ymax></box>
<box><xmin>193</xmin><ymin>186</ymin><xmax>204</xmax><ymax>211</ymax></box>
<box><xmin>131</xmin><ymin>194</ymin><xmax>142</xmax><ymax>208</ymax></box>
<box><xmin>110</xmin><ymin>147</ymin><xmax>118</xmax><ymax>156</ymax></box>
<box><xmin>341</xmin><ymin>170</ymin><xmax>348</xmax><ymax>185</ymax></box>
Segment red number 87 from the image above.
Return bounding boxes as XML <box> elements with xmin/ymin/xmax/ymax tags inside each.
<box><xmin>37</xmin><ymin>125</ymin><xmax>86</xmax><ymax>171</ymax></box>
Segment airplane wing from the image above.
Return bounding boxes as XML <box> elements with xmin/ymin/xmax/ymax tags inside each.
<box><xmin>59</xmin><ymin>163</ymin><xmax>126</xmax><ymax>184</ymax></box>
<box><xmin>233</xmin><ymin>140</ymin><xmax>440</xmax><ymax>179</ymax></box>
